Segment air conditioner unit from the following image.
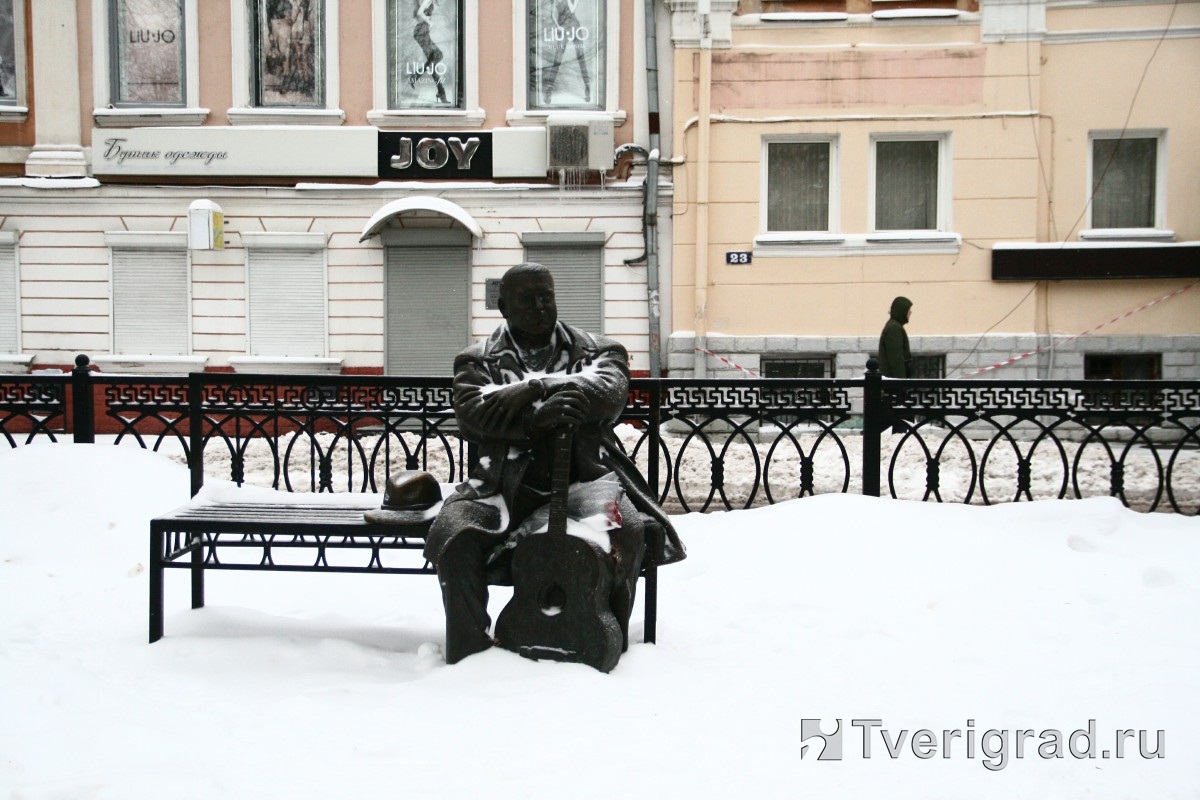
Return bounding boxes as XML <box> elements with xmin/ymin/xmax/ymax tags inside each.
<box><xmin>545</xmin><ymin>116</ymin><xmax>614</xmax><ymax>172</ymax></box>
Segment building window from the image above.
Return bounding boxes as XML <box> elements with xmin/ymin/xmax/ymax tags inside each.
<box><xmin>761</xmin><ymin>355</ymin><xmax>834</xmax><ymax>379</ymax></box>
<box><xmin>93</xmin><ymin>0</ymin><xmax>201</xmax><ymax>125</ymax></box>
<box><xmin>251</xmin><ymin>0</ymin><xmax>325</xmax><ymax>108</ymax></box>
<box><xmin>0</xmin><ymin>0</ymin><xmax>16</xmax><ymax>105</ymax></box>
<box><xmin>1084</xmin><ymin>353</ymin><xmax>1161</xmax><ymax>380</ymax></box>
<box><xmin>761</xmin><ymin>355</ymin><xmax>835</xmax><ymax>425</ymax></box>
<box><xmin>0</xmin><ymin>0</ymin><xmax>27</xmax><ymax>117</ymax></box>
<box><xmin>526</xmin><ymin>0</ymin><xmax>605</xmax><ymax>111</ymax></box>
<box><xmin>872</xmin><ymin>136</ymin><xmax>946</xmax><ymax>231</ymax></box>
<box><xmin>230</xmin><ymin>0</ymin><xmax>339</xmax><ymax>122</ymax></box>
<box><xmin>111</xmin><ymin>244</ymin><xmax>190</xmax><ymax>356</ymax></box>
<box><xmin>245</xmin><ymin>236</ymin><xmax>327</xmax><ymax>357</ymax></box>
<box><xmin>910</xmin><ymin>354</ymin><xmax>945</xmax><ymax>379</ymax></box>
<box><xmin>110</xmin><ymin>0</ymin><xmax>185</xmax><ymax>106</ymax></box>
<box><xmin>1090</xmin><ymin>134</ymin><xmax>1163</xmax><ymax>230</ymax></box>
<box><xmin>765</xmin><ymin>139</ymin><xmax>835</xmax><ymax>232</ymax></box>
<box><xmin>388</xmin><ymin>0</ymin><xmax>462</xmax><ymax>109</ymax></box>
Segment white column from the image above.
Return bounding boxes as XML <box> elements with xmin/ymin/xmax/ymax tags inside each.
<box><xmin>26</xmin><ymin>0</ymin><xmax>88</xmax><ymax>177</ymax></box>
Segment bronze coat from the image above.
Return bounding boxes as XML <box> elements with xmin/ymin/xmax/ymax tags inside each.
<box><xmin>424</xmin><ymin>321</ymin><xmax>685</xmax><ymax>567</ymax></box>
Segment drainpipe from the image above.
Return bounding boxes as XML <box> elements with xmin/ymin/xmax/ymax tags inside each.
<box><xmin>617</xmin><ymin>0</ymin><xmax>665</xmax><ymax>378</ymax></box>
<box><xmin>693</xmin><ymin>1</ymin><xmax>713</xmax><ymax>378</ymax></box>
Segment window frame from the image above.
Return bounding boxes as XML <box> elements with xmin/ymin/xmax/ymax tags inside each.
<box><xmin>754</xmin><ymin>131</ymin><xmax>960</xmax><ymax>258</ymax></box>
<box><xmin>869</xmin><ymin>132</ymin><xmax>952</xmax><ymax>234</ymax></box>
<box><xmin>229</xmin><ymin>0</ymin><xmax>343</xmax><ymax>125</ymax></box>
<box><xmin>507</xmin><ymin>0</ymin><xmax>624</xmax><ymax>125</ymax></box>
<box><xmin>1083</xmin><ymin>352</ymin><xmax>1162</xmax><ymax>381</ymax></box>
<box><xmin>368</xmin><ymin>0</ymin><xmax>482</xmax><ymax>127</ymax></box>
<box><xmin>760</xmin><ymin>135</ymin><xmax>840</xmax><ymax>236</ymax></box>
<box><xmin>0</xmin><ymin>0</ymin><xmax>28</xmax><ymax>122</ymax></box>
<box><xmin>92</xmin><ymin>0</ymin><xmax>205</xmax><ymax>127</ymax></box>
<box><xmin>1083</xmin><ymin>129</ymin><xmax>1169</xmax><ymax>240</ymax></box>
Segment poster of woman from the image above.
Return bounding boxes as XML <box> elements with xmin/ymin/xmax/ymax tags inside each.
<box><xmin>258</xmin><ymin>0</ymin><xmax>322</xmax><ymax>106</ymax></box>
<box><xmin>528</xmin><ymin>0</ymin><xmax>603</xmax><ymax>110</ymax></box>
<box><xmin>393</xmin><ymin>0</ymin><xmax>461</xmax><ymax>109</ymax></box>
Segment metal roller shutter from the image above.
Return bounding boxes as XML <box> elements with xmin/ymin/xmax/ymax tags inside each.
<box><xmin>0</xmin><ymin>244</ymin><xmax>16</xmax><ymax>353</ymax></box>
<box><xmin>248</xmin><ymin>248</ymin><xmax>327</xmax><ymax>357</ymax></box>
<box><xmin>522</xmin><ymin>241</ymin><xmax>603</xmax><ymax>334</ymax></box>
<box><xmin>112</xmin><ymin>248</ymin><xmax>189</xmax><ymax>355</ymax></box>
<box><xmin>385</xmin><ymin>244</ymin><xmax>470</xmax><ymax>376</ymax></box>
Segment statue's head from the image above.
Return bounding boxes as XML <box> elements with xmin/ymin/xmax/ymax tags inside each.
<box><xmin>498</xmin><ymin>262</ymin><xmax>557</xmax><ymax>339</ymax></box>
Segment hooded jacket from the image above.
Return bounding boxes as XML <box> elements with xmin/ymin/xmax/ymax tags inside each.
<box><xmin>877</xmin><ymin>296</ymin><xmax>913</xmax><ymax>378</ymax></box>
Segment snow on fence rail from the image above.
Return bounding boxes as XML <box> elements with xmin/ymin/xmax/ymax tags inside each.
<box><xmin>1</xmin><ymin>356</ymin><xmax>1197</xmax><ymax>514</ymax></box>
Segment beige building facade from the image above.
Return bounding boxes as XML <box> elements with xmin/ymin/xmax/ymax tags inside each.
<box><xmin>664</xmin><ymin>0</ymin><xmax>1200</xmax><ymax>380</ymax></box>
<box><xmin>0</xmin><ymin>0</ymin><xmax>675</xmax><ymax>376</ymax></box>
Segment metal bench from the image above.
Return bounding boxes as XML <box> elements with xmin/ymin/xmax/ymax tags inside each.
<box><xmin>148</xmin><ymin>496</ymin><xmax>662</xmax><ymax>645</ymax></box>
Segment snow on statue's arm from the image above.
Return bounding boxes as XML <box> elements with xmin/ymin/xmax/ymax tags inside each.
<box><xmin>538</xmin><ymin>340</ymin><xmax>630</xmax><ymax>424</ymax></box>
<box><xmin>450</xmin><ymin>352</ymin><xmax>538</xmax><ymax>445</ymax></box>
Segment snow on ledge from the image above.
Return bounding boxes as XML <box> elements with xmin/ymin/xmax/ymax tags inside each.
<box><xmin>1079</xmin><ymin>228</ymin><xmax>1176</xmax><ymax>243</ymax></box>
<box><xmin>755</xmin><ymin>231</ymin><xmax>960</xmax><ymax>257</ymax></box>
<box><xmin>228</xmin><ymin>356</ymin><xmax>344</xmax><ymax>375</ymax></box>
<box><xmin>91</xmin><ymin>355</ymin><xmax>208</xmax><ymax>375</ymax></box>
<box><xmin>873</xmin><ymin>9</ymin><xmax>962</xmax><ymax>20</ymax></box>
<box><xmin>760</xmin><ymin>12</ymin><xmax>850</xmax><ymax>23</ymax></box>
<box><xmin>0</xmin><ymin>177</ymin><xmax>102</xmax><ymax>189</ymax></box>
<box><xmin>0</xmin><ymin>354</ymin><xmax>34</xmax><ymax>374</ymax></box>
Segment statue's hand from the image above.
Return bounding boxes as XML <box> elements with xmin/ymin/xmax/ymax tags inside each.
<box><xmin>530</xmin><ymin>386</ymin><xmax>588</xmax><ymax>433</ymax></box>
<box><xmin>477</xmin><ymin>381</ymin><xmax>543</xmax><ymax>431</ymax></box>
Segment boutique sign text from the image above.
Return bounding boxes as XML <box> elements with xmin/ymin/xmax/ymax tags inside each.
<box><xmin>377</xmin><ymin>131</ymin><xmax>493</xmax><ymax>180</ymax></box>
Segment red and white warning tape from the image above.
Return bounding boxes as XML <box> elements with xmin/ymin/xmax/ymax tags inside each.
<box><xmin>960</xmin><ymin>280</ymin><xmax>1198</xmax><ymax>377</ymax></box>
<box><xmin>694</xmin><ymin>347</ymin><xmax>760</xmax><ymax>377</ymax></box>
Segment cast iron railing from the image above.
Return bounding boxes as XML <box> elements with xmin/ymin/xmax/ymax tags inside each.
<box><xmin>2</xmin><ymin>354</ymin><xmax>1197</xmax><ymax>514</ymax></box>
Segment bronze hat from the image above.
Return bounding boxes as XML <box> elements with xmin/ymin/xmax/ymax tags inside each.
<box><xmin>364</xmin><ymin>470</ymin><xmax>443</xmax><ymax>524</ymax></box>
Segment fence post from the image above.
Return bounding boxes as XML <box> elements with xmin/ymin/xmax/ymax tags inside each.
<box><xmin>647</xmin><ymin>382</ymin><xmax>662</xmax><ymax>502</ymax></box>
<box><xmin>862</xmin><ymin>358</ymin><xmax>882</xmax><ymax>497</ymax></box>
<box><xmin>71</xmin><ymin>354</ymin><xmax>95</xmax><ymax>444</ymax></box>
<box><xmin>187</xmin><ymin>373</ymin><xmax>204</xmax><ymax>497</ymax></box>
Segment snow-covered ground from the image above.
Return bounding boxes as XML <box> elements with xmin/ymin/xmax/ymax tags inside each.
<box><xmin>2</xmin><ymin>443</ymin><xmax>1198</xmax><ymax>798</ymax></box>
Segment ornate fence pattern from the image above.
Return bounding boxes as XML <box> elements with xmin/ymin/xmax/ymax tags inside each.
<box><xmin>2</xmin><ymin>356</ymin><xmax>1197</xmax><ymax>514</ymax></box>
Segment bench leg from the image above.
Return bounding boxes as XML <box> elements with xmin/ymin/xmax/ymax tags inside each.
<box><xmin>190</xmin><ymin>533</ymin><xmax>205</xmax><ymax>610</ymax></box>
<box><xmin>643</xmin><ymin>563</ymin><xmax>657</xmax><ymax>644</ymax></box>
<box><xmin>150</xmin><ymin>528</ymin><xmax>164</xmax><ymax>643</ymax></box>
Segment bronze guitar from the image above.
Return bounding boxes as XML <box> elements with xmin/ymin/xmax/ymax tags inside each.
<box><xmin>495</xmin><ymin>427</ymin><xmax>623</xmax><ymax>672</ymax></box>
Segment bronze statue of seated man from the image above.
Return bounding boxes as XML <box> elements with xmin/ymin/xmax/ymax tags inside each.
<box><xmin>424</xmin><ymin>262</ymin><xmax>685</xmax><ymax>666</ymax></box>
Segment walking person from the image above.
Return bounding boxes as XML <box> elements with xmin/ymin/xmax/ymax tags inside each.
<box><xmin>877</xmin><ymin>296</ymin><xmax>914</xmax><ymax>433</ymax></box>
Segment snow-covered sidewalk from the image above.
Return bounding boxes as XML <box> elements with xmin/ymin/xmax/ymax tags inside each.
<box><xmin>2</xmin><ymin>443</ymin><xmax>1198</xmax><ymax>798</ymax></box>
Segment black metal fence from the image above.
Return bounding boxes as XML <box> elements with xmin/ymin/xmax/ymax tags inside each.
<box><xmin>2</xmin><ymin>355</ymin><xmax>1198</xmax><ymax>514</ymax></box>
